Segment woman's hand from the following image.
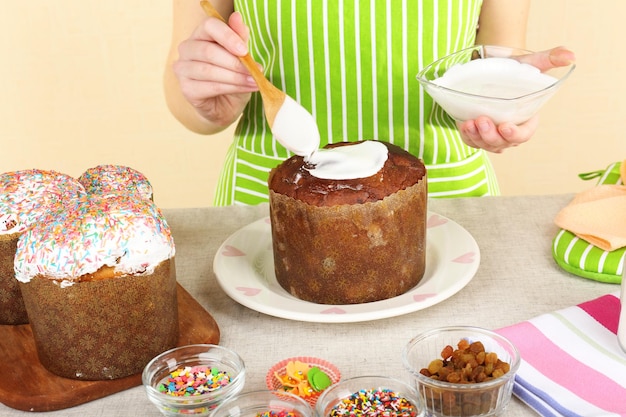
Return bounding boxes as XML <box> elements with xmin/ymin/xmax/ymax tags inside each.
<box><xmin>173</xmin><ymin>12</ymin><xmax>258</xmax><ymax>128</ymax></box>
<box><xmin>457</xmin><ymin>115</ymin><xmax>540</xmax><ymax>153</ymax></box>
<box><xmin>457</xmin><ymin>46</ymin><xmax>575</xmax><ymax>153</ymax></box>
<box><xmin>517</xmin><ymin>46</ymin><xmax>576</xmax><ymax>72</ymax></box>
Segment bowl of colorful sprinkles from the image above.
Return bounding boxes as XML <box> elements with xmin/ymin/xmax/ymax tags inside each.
<box><xmin>266</xmin><ymin>357</ymin><xmax>341</xmax><ymax>406</ymax></box>
<box><xmin>142</xmin><ymin>344</ymin><xmax>246</xmax><ymax>416</ymax></box>
<box><xmin>402</xmin><ymin>326</ymin><xmax>520</xmax><ymax>417</ymax></box>
<box><xmin>209</xmin><ymin>390</ymin><xmax>314</xmax><ymax>417</ymax></box>
<box><xmin>315</xmin><ymin>376</ymin><xmax>424</xmax><ymax>417</ymax></box>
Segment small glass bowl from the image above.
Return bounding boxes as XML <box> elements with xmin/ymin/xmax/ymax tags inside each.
<box><xmin>142</xmin><ymin>344</ymin><xmax>246</xmax><ymax>417</ymax></box>
<box><xmin>209</xmin><ymin>390</ymin><xmax>314</xmax><ymax>417</ymax></box>
<box><xmin>417</xmin><ymin>44</ymin><xmax>575</xmax><ymax>124</ymax></box>
<box><xmin>315</xmin><ymin>376</ymin><xmax>425</xmax><ymax>417</ymax></box>
<box><xmin>402</xmin><ymin>326</ymin><xmax>520</xmax><ymax>417</ymax></box>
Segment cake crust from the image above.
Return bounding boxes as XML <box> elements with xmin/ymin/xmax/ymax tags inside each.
<box><xmin>19</xmin><ymin>260</ymin><xmax>178</xmax><ymax>380</ymax></box>
<box><xmin>0</xmin><ymin>233</ymin><xmax>27</xmax><ymax>324</ymax></box>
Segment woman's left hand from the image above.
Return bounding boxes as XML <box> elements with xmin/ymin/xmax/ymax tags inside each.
<box><xmin>457</xmin><ymin>115</ymin><xmax>539</xmax><ymax>153</ymax></box>
<box><xmin>457</xmin><ymin>46</ymin><xmax>575</xmax><ymax>153</ymax></box>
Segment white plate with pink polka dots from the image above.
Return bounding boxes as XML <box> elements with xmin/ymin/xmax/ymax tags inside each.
<box><xmin>213</xmin><ymin>213</ymin><xmax>479</xmax><ymax>323</ymax></box>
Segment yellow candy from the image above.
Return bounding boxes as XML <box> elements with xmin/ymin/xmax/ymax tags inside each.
<box><xmin>276</xmin><ymin>361</ymin><xmax>314</xmax><ymax>397</ymax></box>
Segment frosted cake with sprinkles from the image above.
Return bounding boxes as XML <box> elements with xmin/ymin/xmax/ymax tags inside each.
<box><xmin>0</xmin><ymin>169</ymin><xmax>85</xmax><ymax>325</ymax></box>
<box><xmin>15</xmin><ymin>194</ymin><xmax>179</xmax><ymax>380</ymax></box>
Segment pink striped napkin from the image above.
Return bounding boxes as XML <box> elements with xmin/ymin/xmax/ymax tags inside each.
<box><xmin>497</xmin><ymin>293</ymin><xmax>626</xmax><ymax>417</ymax></box>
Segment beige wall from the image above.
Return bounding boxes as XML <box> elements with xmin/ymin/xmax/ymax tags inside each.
<box><xmin>1</xmin><ymin>1</ymin><xmax>624</xmax><ymax>208</ymax></box>
<box><xmin>490</xmin><ymin>1</ymin><xmax>626</xmax><ymax>195</ymax></box>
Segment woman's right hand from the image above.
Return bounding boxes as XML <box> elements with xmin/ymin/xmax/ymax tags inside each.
<box><xmin>172</xmin><ymin>12</ymin><xmax>258</xmax><ymax>128</ymax></box>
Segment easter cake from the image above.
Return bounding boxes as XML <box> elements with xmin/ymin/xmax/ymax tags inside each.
<box><xmin>14</xmin><ymin>195</ymin><xmax>178</xmax><ymax>380</ymax></box>
<box><xmin>268</xmin><ymin>140</ymin><xmax>427</xmax><ymax>305</ymax></box>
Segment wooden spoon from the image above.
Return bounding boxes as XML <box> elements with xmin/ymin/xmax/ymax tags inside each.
<box><xmin>200</xmin><ymin>0</ymin><xmax>320</xmax><ymax>157</ymax></box>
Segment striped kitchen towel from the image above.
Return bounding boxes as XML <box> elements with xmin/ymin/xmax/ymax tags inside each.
<box><xmin>497</xmin><ymin>292</ymin><xmax>626</xmax><ymax>417</ymax></box>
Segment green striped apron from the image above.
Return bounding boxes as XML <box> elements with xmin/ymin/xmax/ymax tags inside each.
<box><xmin>215</xmin><ymin>0</ymin><xmax>499</xmax><ymax>206</ymax></box>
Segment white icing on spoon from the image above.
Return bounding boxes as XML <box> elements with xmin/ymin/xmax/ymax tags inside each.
<box><xmin>306</xmin><ymin>141</ymin><xmax>388</xmax><ymax>180</ymax></box>
<box><xmin>272</xmin><ymin>96</ymin><xmax>321</xmax><ymax>157</ymax></box>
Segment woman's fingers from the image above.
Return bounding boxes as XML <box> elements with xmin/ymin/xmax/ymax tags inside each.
<box><xmin>190</xmin><ymin>15</ymin><xmax>248</xmax><ymax>56</ymax></box>
<box><xmin>458</xmin><ymin>114</ymin><xmax>539</xmax><ymax>153</ymax></box>
<box><xmin>176</xmin><ymin>38</ymin><xmax>250</xmax><ymax>77</ymax></box>
<box><xmin>518</xmin><ymin>46</ymin><xmax>576</xmax><ymax>71</ymax></box>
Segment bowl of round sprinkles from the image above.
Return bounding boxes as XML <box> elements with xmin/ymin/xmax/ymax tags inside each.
<box><xmin>315</xmin><ymin>376</ymin><xmax>424</xmax><ymax>417</ymax></box>
<box><xmin>142</xmin><ymin>344</ymin><xmax>246</xmax><ymax>416</ymax></box>
<box><xmin>266</xmin><ymin>357</ymin><xmax>341</xmax><ymax>407</ymax></box>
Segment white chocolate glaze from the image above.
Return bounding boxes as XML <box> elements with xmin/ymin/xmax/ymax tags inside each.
<box><xmin>306</xmin><ymin>141</ymin><xmax>389</xmax><ymax>180</ymax></box>
<box><xmin>434</xmin><ymin>57</ymin><xmax>557</xmax><ymax>98</ymax></box>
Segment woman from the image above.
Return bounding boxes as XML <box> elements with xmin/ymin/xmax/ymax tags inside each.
<box><xmin>165</xmin><ymin>0</ymin><xmax>575</xmax><ymax>205</ymax></box>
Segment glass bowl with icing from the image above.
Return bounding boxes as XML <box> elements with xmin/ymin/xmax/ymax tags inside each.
<box><xmin>416</xmin><ymin>45</ymin><xmax>575</xmax><ymax>124</ymax></box>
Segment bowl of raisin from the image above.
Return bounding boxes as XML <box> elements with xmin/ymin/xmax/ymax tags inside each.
<box><xmin>402</xmin><ymin>326</ymin><xmax>520</xmax><ymax>417</ymax></box>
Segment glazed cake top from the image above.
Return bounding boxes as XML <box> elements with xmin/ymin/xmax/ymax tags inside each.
<box><xmin>268</xmin><ymin>141</ymin><xmax>426</xmax><ymax>207</ymax></box>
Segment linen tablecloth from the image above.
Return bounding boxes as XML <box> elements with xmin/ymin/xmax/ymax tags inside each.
<box><xmin>0</xmin><ymin>195</ymin><xmax>616</xmax><ymax>416</ymax></box>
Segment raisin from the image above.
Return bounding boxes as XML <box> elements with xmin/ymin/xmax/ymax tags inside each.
<box><xmin>417</xmin><ymin>338</ymin><xmax>512</xmax><ymax>415</ymax></box>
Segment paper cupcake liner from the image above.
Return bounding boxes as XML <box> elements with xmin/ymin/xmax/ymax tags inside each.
<box><xmin>266</xmin><ymin>356</ymin><xmax>341</xmax><ymax>407</ymax></box>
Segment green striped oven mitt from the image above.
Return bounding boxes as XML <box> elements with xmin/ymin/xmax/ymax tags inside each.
<box><xmin>552</xmin><ymin>161</ymin><xmax>625</xmax><ymax>284</ymax></box>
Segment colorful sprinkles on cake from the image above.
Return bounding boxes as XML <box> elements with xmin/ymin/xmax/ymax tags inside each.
<box><xmin>158</xmin><ymin>366</ymin><xmax>231</xmax><ymax>397</ymax></box>
<box><xmin>0</xmin><ymin>169</ymin><xmax>85</xmax><ymax>235</ymax></box>
<box><xmin>329</xmin><ymin>388</ymin><xmax>418</xmax><ymax>417</ymax></box>
<box><xmin>13</xmin><ymin>195</ymin><xmax>175</xmax><ymax>283</ymax></box>
<box><xmin>78</xmin><ymin>165</ymin><xmax>153</xmax><ymax>200</ymax></box>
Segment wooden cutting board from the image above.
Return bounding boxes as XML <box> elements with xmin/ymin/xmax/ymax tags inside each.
<box><xmin>0</xmin><ymin>283</ymin><xmax>220</xmax><ymax>412</ymax></box>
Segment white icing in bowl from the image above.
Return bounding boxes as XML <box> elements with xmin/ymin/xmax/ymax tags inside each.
<box><xmin>432</xmin><ymin>58</ymin><xmax>557</xmax><ymax>99</ymax></box>
<box><xmin>417</xmin><ymin>45</ymin><xmax>575</xmax><ymax>125</ymax></box>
